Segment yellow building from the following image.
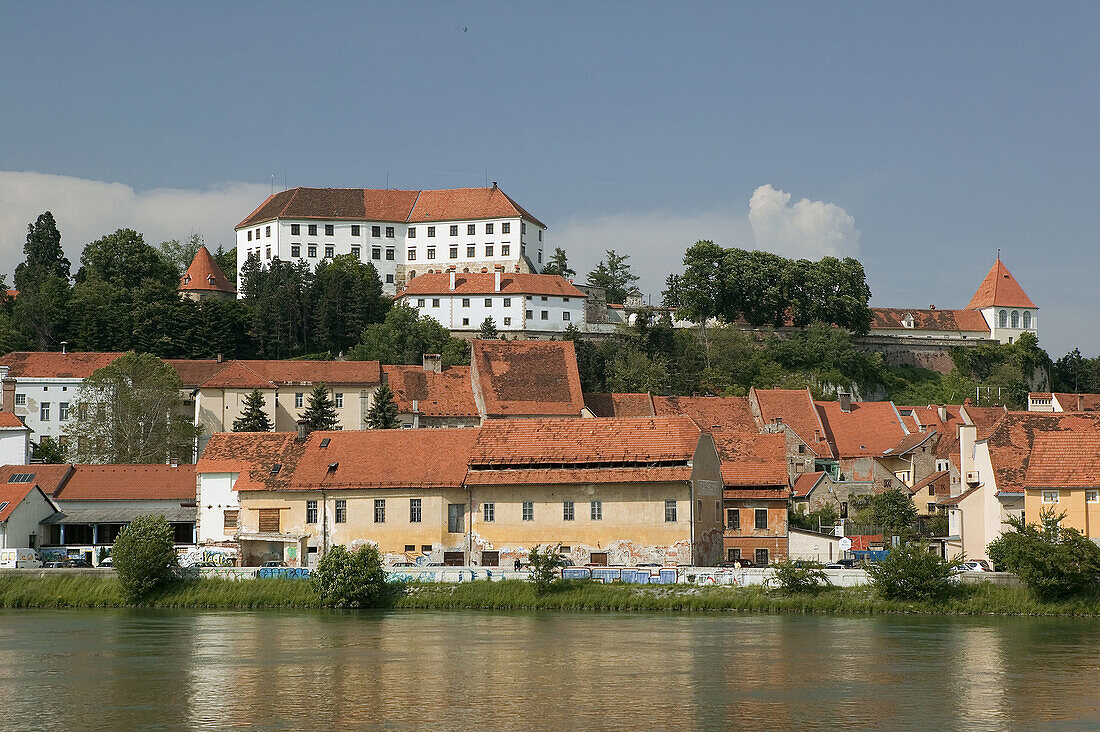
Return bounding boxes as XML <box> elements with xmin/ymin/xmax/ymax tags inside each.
<box><xmin>1022</xmin><ymin>432</ymin><xmax>1100</xmax><ymax>538</ymax></box>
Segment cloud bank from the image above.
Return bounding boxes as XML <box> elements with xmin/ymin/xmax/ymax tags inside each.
<box><xmin>0</xmin><ymin>171</ymin><xmax>269</xmax><ymax>277</ymax></box>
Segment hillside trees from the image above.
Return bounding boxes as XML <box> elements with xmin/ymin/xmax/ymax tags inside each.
<box><xmin>13</xmin><ymin>211</ymin><xmax>71</xmax><ymax>349</ymax></box>
<box><xmin>587</xmin><ymin>250</ymin><xmax>639</xmax><ymax>304</ymax></box>
<box><xmin>541</xmin><ymin>247</ymin><xmax>576</xmax><ymax>278</ymax></box>
<box><xmin>349</xmin><ymin>302</ymin><xmax>470</xmax><ymax>367</ymax></box>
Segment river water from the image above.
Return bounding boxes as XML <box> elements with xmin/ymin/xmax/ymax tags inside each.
<box><xmin>1</xmin><ymin>609</ymin><xmax>1099</xmax><ymax>730</ymax></box>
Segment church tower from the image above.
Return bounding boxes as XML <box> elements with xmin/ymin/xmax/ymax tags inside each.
<box><xmin>965</xmin><ymin>257</ymin><xmax>1037</xmax><ymax>344</ymax></box>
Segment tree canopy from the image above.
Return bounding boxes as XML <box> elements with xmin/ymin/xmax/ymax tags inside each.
<box><xmin>349</xmin><ymin>302</ymin><xmax>469</xmax><ymax>367</ymax></box>
<box><xmin>366</xmin><ymin>384</ymin><xmax>400</xmax><ymax>429</ymax></box>
<box><xmin>587</xmin><ymin>249</ymin><xmax>639</xmax><ymax>304</ymax></box>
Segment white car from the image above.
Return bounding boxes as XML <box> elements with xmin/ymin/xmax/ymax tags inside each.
<box><xmin>955</xmin><ymin>560</ymin><xmax>991</xmax><ymax>573</ymax></box>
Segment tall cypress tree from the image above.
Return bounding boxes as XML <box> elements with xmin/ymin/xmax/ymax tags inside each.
<box><xmin>233</xmin><ymin>388</ymin><xmax>273</xmax><ymax>432</ymax></box>
<box><xmin>14</xmin><ymin>211</ymin><xmax>71</xmax><ymax>350</ymax></box>
<box><xmin>366</xmin><ymin>384</ymin><xmax>400</xmax><ymax>429</ymax></box>
<box><xmin>302</xmin><ymin>382</ymin><xmax>339</xmax><ymax>431</ymax></box>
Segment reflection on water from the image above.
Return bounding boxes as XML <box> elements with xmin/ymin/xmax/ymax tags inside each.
<box><xmin>1</xmin><ymin>609</ymin><xmax>1100</xmax><ymax>730</ymax></box>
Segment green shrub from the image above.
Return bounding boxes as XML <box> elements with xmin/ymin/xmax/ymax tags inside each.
<box><xmin>311</xmin><ymin>544</ymin><xmax>391</xmax><ymax>608</ymax></box>
<box><xmin>987</xmin><ymin>510</ymin><xmax>1100</xmax><ymax>601</ymax></box>
<box><xmin>111</xmin><ymin>515</ymin><xmax>179</xmax><ymax>601</ymax></box>
<box><xmin>864</xmin><ymin>541</ymin><xmax>962</xmax><ymax>601</ymax></box>
<box><xmin>527</xmin><ymin>544</ymin><xmax>565</xmax><ymax>595</ymax></box>
<box><xmin>770</xmin><ymin>560</ymin><xmax>830</xmax><ymax>593</ymax></box>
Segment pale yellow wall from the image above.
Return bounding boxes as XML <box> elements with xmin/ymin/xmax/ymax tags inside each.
<box><xmin>197</xmin><ymin>386</ymin><xmax>377</xmax><ymax>434</ymax></box>
<box><xmin>1025</xmin><ymin>488</ymin><xmax>1100</xmax><ymax>539</ymax></box>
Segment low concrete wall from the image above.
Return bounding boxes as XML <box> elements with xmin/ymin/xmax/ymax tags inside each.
<box><xmin>956</xmin><ymin>571</ymin><xmax>1022</xmax><ymax>587</ymax></box>
<box><xmin>0</xmin><ymin>568</ymin><xmax>113</xmax><ymax>578</ymax></box>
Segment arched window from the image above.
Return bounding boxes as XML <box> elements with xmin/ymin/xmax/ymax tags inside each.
<box><xmin>1011</xmin><ymin>310</ymin><xmax>1020</xmax><ymax>328</ymax></box>
<box><xmin>409</xmin><ymin>270</ymin><xmax>416</xmax><ymax>279</ymax></box>
<box><xmin>1023</xmin><ymin>311</ymin><xmax>1032</xmax><ymax>329</ymax></box>
<box><xmin>999</xmin><ymin>310</ymin><xmax>1008</xmax><ymax>328</ymax></box>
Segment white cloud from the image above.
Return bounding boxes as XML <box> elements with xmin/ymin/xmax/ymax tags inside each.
<box><xmin>556</xmin><ymin>184</ymin><xmax>860</xmax><ymax>299</ymax></box>
<box><xmin>0</xmin><ymin>170</ymin><xmax>270</xmax><ymax>277</ymax></box>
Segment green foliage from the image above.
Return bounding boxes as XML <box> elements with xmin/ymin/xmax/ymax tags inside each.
<box><xmin>76</xmin><ymin>228</ymin><xmax>177</xmax><ymax>288</ymax></box>
<box><xmin>864</xmin><ymin>541</ymin><xmax>963</xmax><ymax>601</ymax></box>
<box><xmin>302</xmin><ymin>383</ymin><xmax>339</xmax><ymax>431</ymax></box>
<box><xmin>15</xmin><ymin>211</ymin><xmax>70</xmax><ymax>283</ymax></box>
<box><xmin>311</xmin><ymin>544</ymin><xmax>392</xmax><ymax>608</ymax></box>
<box><xmin>213</xmin><ymin>245</ymin><xmax>238</xmax><ymax>286</ymax></box>
<box><xmin>949</xmin><ymin>332</ymin><xmax>1051</xmax><ymax>409</ymax></box>
<box><xmin>867</xmin><ymin>487</ymin><xmax>919</xmax><ymax>535</ymax></box>
<box><xmin>526</xmin><ymin>544</ymin><xmax>566</xmax><ymax>595</ymax></box>
<box><xmin>31</xmin><ymin>436</ymin><xmax>66</xmax><ymax>464</ymax></box>
<box><xmin>156</xmin><ymin>234</ymin><xmax>205</xmax><ymax>277</ymax></box>
<box><xmin>366</xmin><ymin>383</ymin><xmax>400</xmax><ymax>429</ymax></box>
<box><xmin>788</xmin><ymin>503</ymin><xmax>839</xmax><ymax>532</ymax></box>
<box><xmin>987</xmin><ymin>510</ymin><xmax>1100</xmax><ymax>601</ymax></box>
<box><xmin>112</xmin><ymin>515</ymin><xmax>179</xmax><ymax>601</ymax></box>
<box><xmin>770</xmin><ymin>560</ymin><xmax>831</xmax><ymax>593</ymax></box>
<box><xmin>233</xmin><ymin>388</ymin><xmax>273</xmax><ymax>432</ymax></box>
<box><xmin>921</xmin><ymin>514</ymin><xmax>949</xmax><ymax>537</ymax></box>
<box><xmin>479</xmin><ymin>316</ymin><xmax>498</xmax><ymax>339</ymax></box>
<box><xmin>312</xmin><ymin>255</ymin><xmax>389</xmax><ymax>354</ymax></box>
<box><xmin>540</xmin><ymin>247</ymin><xmax>575</xmax><ymax>277</ymax></box>
<box><xmin>68</xmin><ymin>352</ymin><xmax>202</xmax><ymax>463</ymax></box>
<box><xmin>661</xmin><ymin>273</ymin><xmax>682</xmax><ymax>308</ymax></box>
<box><xmin>587</xmin><ymin>249</ymin><xmax>639</xmax><ymax>304</ymax></box>
<box><xmin>349</xmin><ymin>301</ymin><xmax>470</xmax><ymax>367</ymax></box>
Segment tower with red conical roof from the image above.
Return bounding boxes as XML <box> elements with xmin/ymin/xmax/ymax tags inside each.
<box><xmin>964</xmin><ymin>257</ymin><xmax>1037</xmax><ymax>344</ymax></box>
<box><xmin>179</xmin><ymin>246</ymin><xmax>236</xmax><ymax>302</ymax></box>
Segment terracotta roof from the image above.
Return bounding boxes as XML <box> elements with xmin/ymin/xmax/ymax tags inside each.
<box><xmin>870</xmin><ymin>308</ymin><xmax>990</xmax><ymax>334</ymax></box>
<box><xmin>885</xmin><ymin>430</ymin><xmax>936</xmax><ymax>456</ymax></box>
<box><xmin>815</xmin><ymin>400</ymin><xmax>908</xmax><ymax>459</ymax></box>
<box><xmin>910</xmin><ymin>470</ymin><xmax>951</xmax><ymax>498</ymax></box>
<box><xmin>165</xmin><ymin>359</ymin><xmax>227</xmax><ymax>389</ymax></box>
<box><xmin>286</xmin><ymin>429</ymin><xmax>479</xmax><ymax>490</ymax></box>
<box><xmin>0</xmin><ymin>412</ymin><xmax>28</xmax><ymax>430</ymax></box>
<box><xmin>179</xmin><ymin>246</ymin><xmax>235</xmax><ymax>294</ymax></box>
<box><xmin>0</xmin><ymin>352</ymin><xmax>124</xmax><ymax>378</ymax></box>
<box><xmin>52</xmin><ymin>464</ymin><xmax>197</xmax><ymax>502</ymax></box>
<box><xmin>652</xmin><ymin>396</ymin><xmax>758</xmax><ymax>434</ymax></box>
<box><xmin>469</xmin><ymin>416</ymin><xmax>700</xmax><ymax>467</ymax></box>
<box><xmin>471</xmin><ymin>340</ymin><xmax>584</xmax><ymax>417</ymax></box>
<box><xmin>397</xmin><ymin>272</ymin><xmax>585</xmax><ymax>298</ymax></box>
<box><xmin>939</xmin><ymin>485</ymin><xmax>981</xmax><ymax>507</ymax></box>
<box><xmin>1023</xmin><ymin>433</ymin><xmax>1100</xmax><ymax>488</ymax></box>
<box><xmin>237</xmin><ymin>186</ymin><xmax>544</xmax><ymax>229</ymax></box>
<box><xmin>466</xmin><ymin>466</ymin><xmax>692</xmax><ymax>485</ymax></box>
<box><xmin>0</xmin><ymin>464</ymin><xmax>73</xmax><ymax>497</ymax></box>
<box><xmin>962</xmin><ymin>405</ymin><xmax>1008</xmax><ymax>440</ymax></box>
<box><xmin>751</xmin><ymin>388</ymin><xmax>834</xmax><ymax>458</ymax></box>
<box><xmin>792</xmin><ymin>471</ymin><xmax>827</xmax><ymax>498</ymax></box>
<box><xmin>984</xmin><ymin>412</ymin><xmax>1100</xmax><ymax>493</ymax></box>
<box><xmin>1053</xmin><ymin>394</ymin><xmax>1100</xmax><ymax>412</ymax></box>
<box><xmin>198</xmin><ymin>360</ymin><xmax>383</xmax><ymax>389</ymax></box>
<box><xmin>583</xmin><ymin>393</ymin><xmax>656</xmax><ymax>418</ymax></box>
<box><xmin>197</xmin><ymin>432</ymin><xmax>305</xmax><ymax>491</ymax></box>
<box><xmin>0</xmin><ymin>482</ymin><xmax>39</xmax><ymax>522</ymax></box>
<box><xmin>723</xmin><ymin>488</ymin><xmax>790</xmax><ymax>499</ymax></box>
<box><xmin>712</xmin><ymin>432</ymin><xmax>788</xmax><ymax>487</ymax></box>
<box><xmin>383</xmin><ymin>365</ymin><xmax>478</xmax><ymax>417</ymax></box>
<box><xmin>965</xmin><ymin>260</ymin><xmax>1037</xmax><ymax>309</ymax></box>
<box><xmin>898</xmin><ymin>405</ymin><xmax>964</xmax><ymax>459</ymax></box>
<box><xmin>4</xmin><ymin>290</ymin><xmax>16</xmax><ymax>300</ymax></box>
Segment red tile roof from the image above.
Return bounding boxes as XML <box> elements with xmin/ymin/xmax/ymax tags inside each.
<box><xmin>752</xmin><ymin>388</ymin><xmax>834</xmax><ymax>458</ymax></box>
<box><xmin>198</xmin><ymin>360</ymin><xmax>382</xmax><ymax>389</ymax></box>
<box><xmin>466</xmin><ymin>466</ymin><xmax>692</xmax><ymax>485</ymax></box>
<box><xmin>965</xmin><ymin>260</ymin><xmax>1037</xmax><ymax>309</ymax></box>
<box><xmin>469</xmin><ymin>416</ymin><xmax>700</xmax><ymax>467</ymax></box>
<box><xmin>898</xmin><ymin>405</ymin><xmax>964</xmax><ymax>459</ymax></box>
<box><xmin>652</xmin><ymin>396</ymin><xmax>758</xmax><ymax>434</ymax></box>
<box><xmin>0</xmin><ymin>482</ymin><xmax>39</xmax><ymax>522</ymax></box>
<box><xmin>885</xmin><ymin>430</ymin><xmax>935</xmax><ymax>456</ymax></box>
<box><xmin>815</xmin><ymin>400</ymin><xmax>908</xmax><ymax>459</ymax></box>
<box><xmin>52</xmin><ymin>465</ymin><xmax>197</xmax><ymax>502</ymax></box>
<box><xmin>383</xmin><ymin>365</ymin><xmax>478</xmax><ymax>417</ymax></box>
<box><xmin>0</xmin><ymin>352</ymin><xmax>124</xmax><ymax>378</ymax></box>
<box><xmin>0</xmin><ymin>412</ymin><xmax>28</xmax><ymax>430</ymax></box>
<box><xmin>910</xmin><ymin>470</ymin><xmax>951</xmax><ymax>498</ymax></box>
<box><xmin>237</xmin><ymin>186</ymin><xmax>544</xmax><ymax>229</ymax></box>
<box><xmin>1053</xmin><ymin>393</ymin><xmax>1100</xmax><ymax>412</ymax></box>
<box><xmin>197</xmin><ymin>433</ymin><xmax>305</xmax><ymax>491</ymax></box>
<box><xmin>583</xmin><ymin>393</ymin><xmax>656</xmax><ymax>418</ymax></box>
<box><xmin>792</xmin><ymin>471</ymin><xmax>827</xmax><ymax>498</ymax></box>
<box><xmin>984</xmin><ymin>412</ymin><xmax>1100</xmax><ymax>493</ymax></box>
<box><xmin>712</xmin><ymin>432</ymin><xmax>788</xmax><ymax>487</ymax></box>
<box><xmin>870</xmin><ymin>307</ymin><xmax>990</xmax><ymax>334</ymax></box>
<box><xmin>0</xmin><ymin>465</ymin><xmax>73</xmax><ymax>497</ymax></box>
<box><xmin>962</xmin><ymin>405</ymin><xmax>1008</xmax><ymax>440</ymax></box>
<box><xmin>397</xmin><ymin>272</ymin><xmax>585</xmax><ymax>298</ymax></box>
<box><xmin>471</xmin><ymin>340</ymin><xmax>584</xmax><ymax>417</ymax></box>
<box><xmin>179</xmin><ymin>246</ymin><xmax>235</xmax><ymax>294</ymax></box>
<box><xmin>286</xmin><ymin>429</ymin><xmax>479</xmax><ymax>490</ymax></box>
<box><xmin>1024</xmin><ymin>433</ymin><xmax>1100</xmax><ymax>488</ymax></box>
<box><xmin>164</xmin><ymin>359</ymin><xmax>227</xmax><ymax>388</ymax></box>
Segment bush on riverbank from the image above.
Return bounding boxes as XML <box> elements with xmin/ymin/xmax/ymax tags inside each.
<box><xmin>987</xmin><ymin>511</ymin><xmax>1100</xmax><ymax>601</ymax></box>
<box><xmin>112</xmin><ymin>515</ymin><xmax>179</xmax><ymax>601</ymax></box>
<box><xmin>865</xmin><ymin>541</ymin><xmax>962</xmax><ymax>601</ymax></box>
<box><xmin>311</xmin><ymin>544</ymin><xmax>398</xmax><ymax>608</ymax></box>
<box><xmin>769</xmin><ymin>560</ymin><xmax>830</xmax><ymax>594</ymax></box>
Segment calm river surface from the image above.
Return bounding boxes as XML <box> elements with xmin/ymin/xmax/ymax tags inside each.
<box><xmin>2</xmin><ymin>609</ymin><xmax>1099</xmax><ymax>730</ymax></box>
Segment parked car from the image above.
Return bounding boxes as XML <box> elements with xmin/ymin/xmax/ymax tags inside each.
<box><xmin>98</xmin><ymin>557</ymin><xmax>113</xmax><ymax>568</ymax></box>
<box><xmin>43</xmin><ymin>561</ymin><xmax>67</xmax><ymax>569</ymax></box>
<box><xmin>65</xmin><ymin>558</ymin><xmax>92</xmax><ymax>568</ymax></box>
<box><xmin>954</xmin><ymin>560</ymin><xmax>990</xmax><ymax>573</ymax></box>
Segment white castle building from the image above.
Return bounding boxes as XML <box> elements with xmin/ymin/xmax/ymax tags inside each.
<box><xmin>235</xmin><ymin>185</ymin><xmax>547</xmax><ymax>295</ymax></box>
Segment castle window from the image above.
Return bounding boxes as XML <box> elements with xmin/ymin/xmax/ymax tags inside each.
<box><xmin>999</xmin><ymin>310</ymin><xmax>1008</xmax><ymax>328</ymax></box>
<box><xmin>1011</xmin><ymin>310</ymin><xmax>1020</xmax><ymax>328</ymax></box>
<box><xmin>1023</xmin><ymin>311</ymin><xmax>1032</xmax><ymax>329</ymax></box>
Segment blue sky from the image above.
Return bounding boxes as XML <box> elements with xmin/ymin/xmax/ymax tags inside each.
<box><xmin>2</xmin><ymin>2</ymin><xmax>1097</xmax><ymax>356</ymax></box>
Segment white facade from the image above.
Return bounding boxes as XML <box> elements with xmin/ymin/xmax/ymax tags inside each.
<box><xmin>978</xmin><ymin>306</ymin><xmax>1038</xmax><ymax>345</ymax></box>
<box><xmin>404</xmin><ymin>291</ymin><xmax>584</xmax><ymax>335</ymax></box>
<box><xmin>196</xmin><ymin>472</ymin><xmax>240</xmax><ymax>544</ymax></box>
<box><xmin>0</xmin><ymin>424</ymin><xmax>31</xmax><ymax>465</ymax></box>
<box><xmin>0</xmin><ymin>487</ymin><xmax>56</xmax><ymax>551</ymax></box>
<box><xmin>6</xmin><ymin>376</ymin><xmax>79</xmax><ymax>443</ymax></box>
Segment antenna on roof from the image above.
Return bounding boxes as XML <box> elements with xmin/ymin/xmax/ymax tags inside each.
<box><xmin>485</xmin><ymin>168</ymin><xmax>488</xmax><ymax>187</ymax></box>
<box><xmin>271</xmin><ymin>174</ymin><xmax>274</xmax><ymax>195</ymax></box>
<box><xmin>284</xmin><ymin>171</ymin><xmax>287</xmax><ymax>192</ymax></box>
<box><xmin>996</xmin><ymin>248</ymin><xmax>1000</xmax><ymax>261</ymax></box>
<box><xmin>386</xmin><ymin>170</ymin><xmax>390</xmax><ymax>189</ymax></box>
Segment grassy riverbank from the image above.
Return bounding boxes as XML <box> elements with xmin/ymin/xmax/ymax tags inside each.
<box><xmin>5</xmin><ymin>575</ymin><xmax>1100</xmax><ymax>616</ymax></box>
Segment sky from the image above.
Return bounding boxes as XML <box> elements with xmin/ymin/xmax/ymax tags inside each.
<box><xmin>1</xmin><ymin>2</ymin><xmax>1098</xmax><ymax>357</ymax></box>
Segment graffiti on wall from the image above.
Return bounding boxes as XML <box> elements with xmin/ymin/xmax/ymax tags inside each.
<box><xmin>180</xmin><ymin>548</ymin><xmax>237</xmax><ymax>567</ymax></box>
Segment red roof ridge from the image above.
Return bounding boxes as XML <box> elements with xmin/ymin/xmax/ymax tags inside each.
<box><xmin>965</xmin><ymin>259</ymin><xmax>1037</xmax><ymax>310</ymax></box>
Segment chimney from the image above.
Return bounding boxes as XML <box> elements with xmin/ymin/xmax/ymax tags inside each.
<box><xmin>1078</xmin><ymin>394</ymin><xmax>1084</xmax><ymax>412</ymax></box>
<box><xmin>449</xmin><ymin>268</ymin><xmax>456</xmax><ymax>291</ymax></box>
<box><xmin>170</xmin><ymin>457</ymin><xmax>179</xmax><ymax>468</ymax></box>
<box><xmin>217</xmin><ymin>353</ymin><xmax>224</xmax><ymax>363</ymax></box>
<box><xmin>838</xmin><ymin>392</ymin><xmax>852</xmax><ymax>413</ymax></box>
<box><xmin>60</xmin><ymin>341</ymin><xmax>68</xmax><ymax>354</ymax></box>
<box><xmin>814</xmin><ymin>428</ymin><xmax>821</xmax><ymax>442</ymax></box>
<box><xmin>958</xmin><ymin>424</ymin><xmax>978</xmax><ymax>494</ymax></box>
<box><xmin>412</xmin><ymin>399</ymin><xmax>419</xmax><ymax>414</ymax></box>
<box><xmin>492</xmin><ymin>181</ymin><xmax>498</xmax><ymax>189</ymax></box>
<box><xmin>423</xmin><ymin>353</ymin><xmax>442</xmax><ymax>374</ymax></box>
<box><xmin>296</xmin><ymin>418</ymin><xmax>310</xmax><ymax>441</ymax></box>
<box><xmin>494</xmin><ymin>266</ymin><xmax>502</xmax><ymax>292</ymax></box>
<box><xmin>938</xmin><ymin>405</ymin><xmax>948</xmax><ymax>423</ymax></box>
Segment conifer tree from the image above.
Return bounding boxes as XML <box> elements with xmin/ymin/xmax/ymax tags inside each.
<box><xmin>541</xmin><ymin>247</ymin><xmax>575</xmax><ymax>278</ymax></box>
<box><xmin>366</xmin><ymin>383</ymin><xmax>400</xmax><ymax>429</ymax></box>
<box><xmin>479</xmin><ymin>316</ymin><xmax>499</xmax><ymax>339</ymax></box>
<box><xmin>233</xmin><ymin>388</ymin><xmax>273</xmax><ymax>431</ymax></box>
<box><xmin>302</xmin><ymin>382</ymin><xmax>339</xmax><ymax>431</ymax></box>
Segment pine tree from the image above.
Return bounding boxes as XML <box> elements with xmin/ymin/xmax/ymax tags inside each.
<box><xmin>366</xmin><ymin>384</ymin><xmax>400</xmax><ymax>429</ymax></box>
<box><xmin>233</xmin><ymin>388</ymin><xmax>273</xmax><ymax>431</ymax></box>
<box><xmin>541</xmin><ymin>247</ymin><xmax>575</xmax><ymax>278</ymax></box>
<box><xmin>479</xmin><ymin>316</ymin><xmax>499</xmax><ymax>339</ymax></box>
<box><xmin>587</xmin><ymin>250</ymin><xmax>639</xmax><ymax>304</ymax></box>
<box><xmin>302</xmin><ymin>382</ymin><xmax>339</xmax><ymax>431</ymax></box>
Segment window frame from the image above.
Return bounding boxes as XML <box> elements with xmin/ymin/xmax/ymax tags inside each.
<box><xmin>335</xmin><ymin>499</ymin><xmax>347</xmax><ymax>523</ymax></box>
<box><xmin>374</xmin><ymin>498</ymin><xmax>386</xmax><ymax>524</ymax></box>
<box><xmin>306</xmin><ymin>500</ymin><xmax>318</xmax><ymax>524</ymax></box>
<box><xmin>483</xmin><ymin>502</ymin><xmax>495</xmax><ymax>522</ymax></box>
<box><xmin>664</xmin><ymin>499</ymin><xmax>677</xmax><ymax>522</ymax></box>
<box><xmin>563</xmin><ymin>500</ymin><xmax>575</xmax><ymax>521</ymax></box>
<box><xmin>410</xmin><ymin>498</ymin><xmax>422</xmax><ymax>522</ymax></box>
<box><xmin>754</xmin><ymin>508</ymin><xmax>768</xmax><ymax>530</ymax></box>
<box><xmin>522</xmin><ymin>501</ymin><xmax>534</xmax><ymax>521</ymax></box>
<box><xmin>1042</xmin><ymin>490</ymin><xmax>1059</xmax><ymax>504</ymax></box>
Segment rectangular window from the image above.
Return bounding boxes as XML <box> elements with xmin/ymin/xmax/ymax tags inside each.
<box><xmin>448</xmin><ymin>503</ymin><xmax>464</xmax><ymax>533</ymax></box>
<box><xmin>427</xmin><ymin>248</ymin><xmax>436</xmax><ymax>260</ymax></box>
<box><xmin>664</xmin><ymin>499</ymin><xmax>677</xmax><ymax>522</ymax></box>
<box><xmin>483</xmin><ymin>502</ymin><xmax>495</xmax><ymax>522</ymax></box>
<box><xmin>386</xmin><ymin>226</ymin><xmax>394</xmax><ymax>238</ymax></box>
<box><xmin>266</xmin><ymin>225</ymin><xmax>271</xmax><ymax>237</ymax></box>
<box><xmin>265</xmin><ymin>246</ymin><xmax>271</xmax><ymax>259</ymax></box>
<box><xmin>291</xmin><ymin>224</ymin><xmax>300</xmax><ymax>235</ymax></box>
<box><xmin>727</xmin><ymin>508</ymin><xmax>740</xmax><ymax>530</ymax></box>
<box><xmin>324</xmin><ymin>245</ymin><xmax>334</xmax><ymax>258</ymax></box>
<box><xmin>410</xmin><ymin>498</ymin><xmax>422</xmax><ymax>523</ymax></box>
<box><xmin>563</xmin><ymin>501</ymin><xmax>575</xmax><ymax>521</ymax></box>
<box><xmin>526</xmin><ymin>310</ymin><xmax>533</xmax><ymax>319</ymax></box>
<box><xmin>372</xmin><ymin>247</ymin><xmax>381</xmax><ymax>260</ymax></box>
<box><xmin>486</xmin><ymin>223</ymin><xmax>494</xmax><ymax>234</ymax></box>
<box><xmin>541</xmin><ymin>311</ymin><xmax>549</xmax><ymax>320</ymax></box>
<box><xmin>372</xmin><ymin>225</ymin><xmax>381</xmax><ymax>237</ymax></box>
<box><xmin>450</xmin><ymin>225</ymin><xmax>458</xmax><ymax>236</ymax></box>
<box><xmin>449</xmin><ymin>247</ymin><xmax>458</xmax><ymax>259</ymax></box>
<box><xmin>257</xmin><ymin>508</ymin><xmax>280</xmax><ymax>533</ymax></box>
<box><xmin>405</xmin><ymin>226</ymin><xmax>413</xmax><ymax>238</ymax></box>
<box><xmin>461</xmin><ymin>318</ymin><xmax>469</xmax><ymax>326</ymax></box>
<box><xmin>295</xmin><ymin>393</ymin><xmax>303</xmax><ymax>409</ymax></box>
<box><xmin>755</xmin><ymin>509</ymin><xmax>768</xmax><ymax>530</ymax></box>
<box><xmin>928</xmin><ymin>486</ymin><xmax>936</xmax><ymax>496</ymax></box>
<box><xmin>503</xmin><ymin>297</ymin><xmax>511</xmax><ymax>307</ymax></box>
<box><xmin>883</xmin><ymin>479</ymin><xmax>893</xmax><ymax>488</ymax></box>
<box><xmin>467</xmin><ymin>224</ymin><xmax>476</xmax><ymax>235</ymax></box>
<box><xmin>484</xmin><ymin>298</ymin><xmax>492</xmax><ymax>307</ymax></box>
<box><xmin>467</xmin><ymin>246</ymin><xmax>475</xmax><ymax>257</ymax></box>
<box><xmin>335</xmin><ymin>500</ymin><xmax>347</xmax><ymax>523</ymax></box>
<box><xmin>928</xmin><ymin>503</ymin><xmax>938</xmax><ymax>513</ymax></box>
<box><xmin>1042</xmin><ymin>491</ymin><xmax>1059</xmax><ymax>504</ymax></box>
<box><xmin>291</xmin><ymin>244</ymin><xmax>301</xmax><ymax>258</ymax></box>
<box><xmin>501</xmin><ymin>244</ymin><xmax>510</xmax><ymax>256</ymax></box>
<box><xmin>539</xmin><ymin>230</ymin><xmax>542</xmax><ymax>241</ymax></box>
<box><xmin>308</xmin><ymin>224</ymin><xmax>317</xmax><ymax>236</ymax></box>
<box><xmin>522</xmin><ymin>501</ymin><xmax>534</xmax><ymax>521</ymax></box>
<box><xmin>335</xmin><ymin>393</ymin><xmax>343</xmax><ymax>408</ymax></box>
<box><xmin>386</xmin><ymin>274</ymin><xmax>394</xmax><ymax>283</ymax></box>
<box><xmin>502</xmin><ymin>222</ymin><xmax>510</xmax><ymax>234</ymax></box>
<box><xmin>421</xmin><ymin>544</ymin><xmax>432</xmax><ymax>553</ymax></box>
<box><xmin>351</xmin><ymin>247</ymin><xmax>360</xmax><ymax>259</ymax></box>
<box><xmin>40</xmin><ymin>403</ymin><xmax>50</xmax><ymax>421</ymax></box>
<box><xmin>1088</xmin><ymin>491</ymin><xmax>1100</xmax><ymax>504</ymax></box>
<box><xmin>590</xmin><ymin>501</ymin><xmax>602</xmax><ymax>520</ymax></box>
<box><xmin>306</xmin><ymin>500</ymin><xmax>318</xmax><ymax>524</ymax></box>
<box><xmin>407</xmin><ymin>249</ymin><xmax>416</xmax><ymax>261</ymax></box>
<box><xmin>247</xmin><ymin>230</ymin><xmax>252</xmax><ymax>241</ymax></box>
<box><xmin>427</xmin><ymin>226</ymin><xmax>435</xmax><ymax>237</ymax></box>
<box><xmin>374</xmin><ymin>499</ymin><xmax>386</xmax><ymax>523</ymax></box>
<box><xmin>59</xmin><ymin>402</ymin><xmax>69</xmax><ymax>421</ymax></box>
<box><xmin>325</xmin><ymin>224</ymin><xmax>334</xmax><ymax>236</ymax></box>
<box><xmin>538</xmin><ymin>250</ymin><xmax>542</xmax><ymax>263</ymax></box>
<box><xmin>404</xmin><ymin>544</ymin><xmax>415</xmax><ymax>552</ymax></box>
<box><xmin>755</xmin><ymin>549</ymin><xmax>769</xmax><ymax>566</ymax></box>
<box><xmin>432</xmin><ymin>298</ymin><xmax>440</xmax><ymax>307</ymax></box>
<box><xmin>14</xmin><ymin>394</ymin><xmax>25</xmax><ymax>406</ymax></box>
<box><xmin>728</xmin><ymin>548</ymin><xmax>741</xmax><ymax>562</ymax></box>
<box><xmin>255</xmin><ymin>228</ymin><xmax>260</xmax><ymax>240</ymax></box>
<box><xmin>385</xmin><ymin>248</ymin><xmax>394</xmax><ymax>260</ymax></box>
<box><xmin>223</xmin><ymin>510</ymin><xmax>238</xmax><ymax>531</ymax></box>
<box><xmin>417</xmin><ymin>298</ymin><xmax>426</xmax><ymax>307</ymax></box>
<box><xmin>308</xmin><ymin>245</ymin><xmax>317</xmax><ymax>258</ymax></box>
<box><xmin>351</xmin><ymin>225</ymin><xmax>360</xmax><ymax>236</ymax></box>
<box><xmin>461</xmin><ymin>298</ymin><xmax>470</xmax><ymax>307</ymax></box>
<box><xmin>563</xmin><ymin>312</ymin><xmax>570</xmax><ymax>321</ymax></box>
<box><xmin>522</xmin><ymin>222</ymin><xmax>527</xmax><ymax>234</ymax></box>
<box><xmin>485</xmin><ymin>245</ymin><xmax>494</xmax><ymax>257</ymax></box>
